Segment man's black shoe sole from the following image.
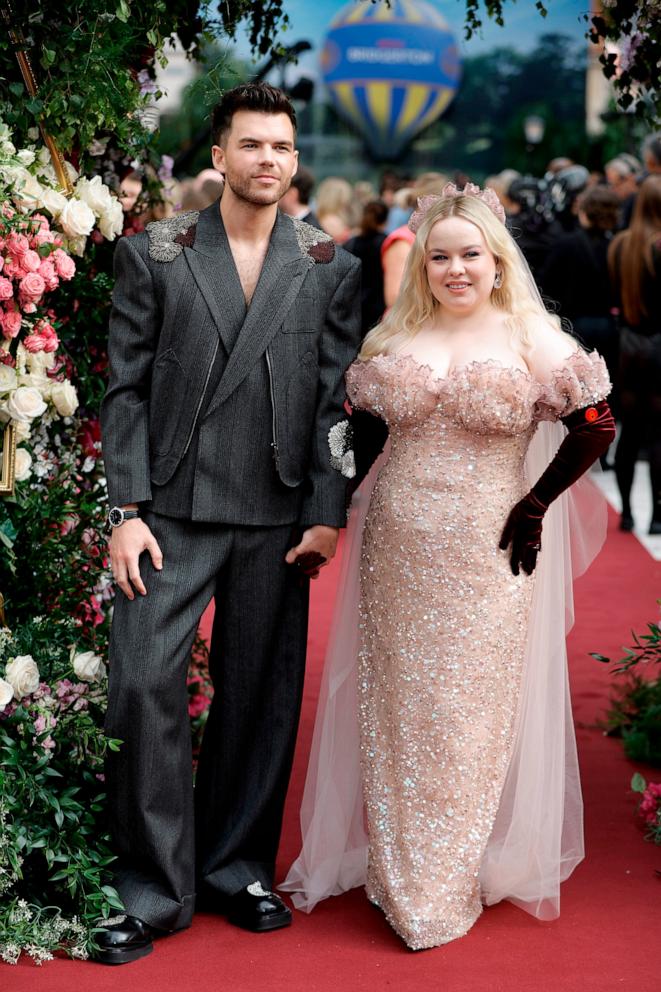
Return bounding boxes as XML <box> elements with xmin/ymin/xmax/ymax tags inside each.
<box><xmin>93</xmin><ymin>942</ymin><xmax>154</xmax><ymax>965</ymax></box>
<box><xmin>228</xmin><ymin>910</ymin><xmax>292</xmax><ymax>933</ymax></box>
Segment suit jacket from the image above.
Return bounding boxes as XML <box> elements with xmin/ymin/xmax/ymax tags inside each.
<box><xmin>100</xmin><ymin>203</ymin><xmax>362</xmax><ymax>528</ymax></box>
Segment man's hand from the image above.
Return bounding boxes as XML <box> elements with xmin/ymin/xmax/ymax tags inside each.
<box><xmin>109</xmin><ymin>518</ymin><xmax>163</xmax><ymax>600</ymax></box>
<box><xmin>285</xmin><ymin>525</ymin><xmax>339</xmax><ymax>579</ymax></box>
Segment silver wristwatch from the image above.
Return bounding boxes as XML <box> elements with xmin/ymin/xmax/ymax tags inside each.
<box><xmin>107</xmin><ymin>506</ymin><xmax>141</xmax><ymax>529</ymax></box>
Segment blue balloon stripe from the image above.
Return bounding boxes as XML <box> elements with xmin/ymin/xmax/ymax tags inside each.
<box><xmin>394</xmin><ymin>86</ymin><xmax>438</xmax><ymax>141</ymax></box>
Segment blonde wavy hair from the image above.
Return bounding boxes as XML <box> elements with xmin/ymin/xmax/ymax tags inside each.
<box><xmin>360</xmin><ymin>192</ymin><xmax>562</xmax><ymax>359</ymax></box>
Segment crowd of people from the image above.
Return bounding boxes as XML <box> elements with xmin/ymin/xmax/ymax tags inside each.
<box><xmin>276</xmin><ymin>139</ymin><xmax>659</xmax><ymax>536</ymax></box>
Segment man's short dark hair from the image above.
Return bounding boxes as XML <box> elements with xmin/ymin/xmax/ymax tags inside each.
<box><xmin>291</xmin><ymin>166</ymin><xmax>315</xmax><ymax>205</ymax></box>
<box><xmin>211</xmin><ymin>83</ymin><xmax>297</xmax><ymax>147</ymax></box>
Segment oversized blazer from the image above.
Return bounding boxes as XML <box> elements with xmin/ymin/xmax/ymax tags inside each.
<box><xmin>100</xmin><ymin>202</ymin><xmax>362</xmax><ymax>528</ymax></box>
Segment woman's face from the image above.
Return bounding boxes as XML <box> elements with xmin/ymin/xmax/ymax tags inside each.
<box><xmin>424</xmin><ymin>216</ymin><xmax>498</xmax><ymax>316</ymax></box>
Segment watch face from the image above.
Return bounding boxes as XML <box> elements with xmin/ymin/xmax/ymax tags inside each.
<box><xmin>108</xmin><ymin>507</ymin><xmax>124</xmax><ymax>527</ymax></box>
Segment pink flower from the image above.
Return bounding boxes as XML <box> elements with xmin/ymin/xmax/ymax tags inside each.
<box><xmin>23</xmin><ymin>334</ymin><xmax>47</xmax><ymax>353</ymax></box>
<box><xmin>1</xmin><ymin>203</ymin><xmax>15</xmax><ymax>219</ymax></box>
<box><xmin>3</xmin><ymin>257</ymin><xmax>26</xmax><ymax>280</ymax></box>
<box><xmin>30</xmin><ymin>213</ymin><xmax>50</xmax><ymax>233</ymax></box>
<box><xmin>52</xmin><ymin>248</ymin><xmax>75</xmax><ymax>280</ymax></box>
<box><xmin>7</xmin><ymin>232</ymin><xmax>30</xmax><ymax>258</ymax></box>
<box><xmin>188</xmin><ymin>694</ymin><xmax>210</xmax><ymax>719</ymax></box>
<box><xmin>22</xmin><ymin>249</ymin><xmax>41</xmax><ymax>273</ymax></box>
<box><xmin>33</xmin><ymin>229</ymin><xmax>57</xmax><ymax>246</ymax></box>
<box><xmin>18</xmin><ymin>271</ymin><xmax>46</xmax><ymax>302</ymax></box>
<box><xmin>43</xmin><ymin>332</ymin><xmax>59</xmax><ymax>353</ymax></box>
<box><xmin>42</xmin><ymin>736</ymin><xmax>56</xmax><ymax>751</ymax></box>
<box><xmin>34</xmin><ymin>714</ymin><xmax>47</xmax><ymax>734</ymax></box>
<box><xmin>0</xmin><ymin>255</ymin><xmax>4</xmax><ymax>272</ymax></box>
<box><xmin>0</xmin><ymin>276</ymin><xmax>13</xmax><ymax>301</ymax></box>
<box><xmin>38</xmin><ymin>259</ymin><xmax>58</xmax><ymax>291</ymax></box>
<box><xmin>21</xmin><ymin>301</ymin><xmax>37</xmax><ymax>314</ymax></box>
<box><xmin>0</xmin><ymin>308</ymin><xmax>22</xmax><ymax>338</ymax></box>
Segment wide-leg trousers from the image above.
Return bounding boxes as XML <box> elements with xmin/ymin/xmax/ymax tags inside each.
<box><xmin>104</xmin><ymin>510</ymin><xmax>309</xmax><ymax>930</ymax></box>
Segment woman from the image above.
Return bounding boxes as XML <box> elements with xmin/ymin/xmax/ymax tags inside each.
<box><xmin>344</xmin><ymin>200</ymin><xmax>388</xmax><ymax>335</ymax></box>
<box><xmin>282</xmin><ymin>185</ymin><xmax>614</xmax><ymax>949</ymax></box>
<box><xmin>608</xmin><ymin>174</ymin><xmax>661</xmax><ymax>534</ymax></box>
<box><xmin>315</xmin><ymin>176</ymin><xmax>356</xmax><ymax>244</ymax></box>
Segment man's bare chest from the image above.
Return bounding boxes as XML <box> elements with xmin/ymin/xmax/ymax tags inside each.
<box><xmin>230</xmin><ymin>242</ymin><xmax>269</xmax><ymax>306</ymax></box>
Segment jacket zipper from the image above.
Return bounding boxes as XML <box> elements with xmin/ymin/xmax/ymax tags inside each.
<box><xmin>265</xmin><ymin>347</ymin><xmax>280</xmax><ymax>470</ymax></box>
<box><xmin>182</xmin><ymin>339</ymin><xmax>219</xmax><ymax>458</ymax></box>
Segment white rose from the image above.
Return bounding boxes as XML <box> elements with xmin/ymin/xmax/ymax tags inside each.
<box><xmin>13</xmin><ymin>419</ymin><xmax>31</xmax><ymax>442</ymax></box>
<box><xmin>0</xmin><ymin>365</ymin><xmax>17</xmax><ymax>395</ymax></box>
<box><xmin>5</xmin><ymin>386</ymin><xmax>47</xmax><ymax>422</ymax></box>
<box><xmin>40</xmin><ymin>186</ymin><xmax>68</xmax><ymax>218</ymax></box>
<box><xmin>5</xmin><ymin>654</ymin><xmax>40</xmax><ymax>699</ymax></box>
<box><xmin>13</xmin><ymin>170</ymin><xmax>43</xmax><ymax>208</ymax></box>
<box><xmin>14</xmin><ymin>447</ymin><xmax>31</xmax><ymax>482</ymax></box>
<box><xmin>76</xmin><ymin>175</ymin><xmax>113</xmax><ymax>216</ymax></box>
<box><xmin>66</xmin><ymin>234</ymin><xmax>88</xmax><ymax>257</ymax></box>
<box><xmin>58</xmin><ymin>198</ymin><xmax>95</xmax><ymax>239</ymax></box>
<box><xmin>71</xmin><ymin>650</ymin><xmax>105</xmax><ymax>683</ymax></box>
<box><xmin>51</xmin><ymin>380</ymin><xmax>78</xmax><ymax>417</ymax></box>
<box><xmin>0</xmin><ymin>677</ymin><xmax>13</xmax><ymax>709</ymax></box>
<box><xmin>98</xmin><ymin>197</ymin><xmax>124</xmax><ymax>241</ymax></box>
<box><xmin>26</xmin><ymin>350</ymin><xmax>55</xmax><ymax>374</ymax></box>
<box><xmin>16</xmin><ymin>149</ymin><xmax>35</xmax><ymax>167</ymax></box>
<box><xmin>18</xmin><ymin>372</ymin><xmax>51</xmax><ymax>398</ymax></box>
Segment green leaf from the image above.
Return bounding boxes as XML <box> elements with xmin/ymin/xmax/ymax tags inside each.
<box><xmin>631</xmin><ymin>772</ymin><xmax>647</xmax><ymax>794</ymax></box>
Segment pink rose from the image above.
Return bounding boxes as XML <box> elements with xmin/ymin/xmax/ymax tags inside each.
<box><xmin>7</xmin><ymin>233</ymin><xmax>29</xmax><ymax>258</ymax></box>
<box><xmin>18</xmin><ymin>271</ymin><xmax>46</xmax><ymax>302</ymax></box>
<box><xmin>22</xmin><ymin>249</ymin><xmax>41</xmax><ymax>273</ymax></box>
<box><xmin>0</xmin><ymin>254</ymin><xmax>4</xmax><ymax>271</ymax></box>
<box><xmin>38</xmin><ymin>260</ymin><xmax>58</xmax><ymax>292</ymax></box>
<box><xmin>0</xmin><ymin>309</ymin><xmax>22</xmax><ymax>338</ymax></box>
<box><xmin>23</xmin><ymin>334</ymin><xmax>47</xmax><ymax>353</ymax></box>
<box><xmin>33</xmin><ymin>229</ymin><xmax>57</xmax><ymax>247</ymax></box>
<box><xmin>1</xmin><ymin>204</ymin><xmax>15</xmax><ymax>219</ymax></box>
<box><xmin>43</xmin><ymin>330</ymin><xmax>59</xmax><ymax>353</ymax></box>
<box><xmin>3</xmin><ymin>257</ymin><xmax>26</xmax><ymax>280</ymax></box>
<box><xmin>21</xmin><ymin>301</ymin><xmax>37</xmax><ymax>314</ymax></box>
<box><xmin>52</xmin><ymin>249</ymin><xmax>75</xmax><ymax>281</ymax></box>
<box><xmin>30</xmin><ymin>214</ymin><xmax>49</xmax><ymax>233</ymax></box>
<box><xmin>0</xmin><ymin>276</ymin><xmax>13</xmax><ymax>301</ymax></box>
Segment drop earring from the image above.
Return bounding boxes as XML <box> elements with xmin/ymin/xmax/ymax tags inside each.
<box><xmin>494</xmin><ymin>271</ymin><xmax>503</xmax><ymax>289</ymax></box>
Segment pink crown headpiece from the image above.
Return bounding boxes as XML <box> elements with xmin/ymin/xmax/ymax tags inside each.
<box><xmin>408</xmin><ymin>182</ymin><xmax>507</xmax><ymax>234</ymax></box>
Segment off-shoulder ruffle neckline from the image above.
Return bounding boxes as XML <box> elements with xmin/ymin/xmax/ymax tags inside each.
<box><xmin>366</xmin><ymin>349</ymin><xmax>595</xmax><ymax>389</ymax></box>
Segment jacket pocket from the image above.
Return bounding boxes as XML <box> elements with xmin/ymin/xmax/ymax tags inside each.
<box><xmin>149</xmin><ymin>349</ymin><xmax>190</xmax><ymax>457</ymax></box>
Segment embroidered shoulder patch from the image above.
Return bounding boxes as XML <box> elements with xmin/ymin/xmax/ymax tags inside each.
<box><xmin>146</xmin><ymin>210</ymin><xmax>200</xmax><ymax>262</ymax></box>
<box><xmin>292</xmin><ymin>217</ymin><xmax>335</xmax><ymax>263</ymax></box>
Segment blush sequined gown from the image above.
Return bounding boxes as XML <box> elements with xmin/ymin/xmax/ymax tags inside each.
<box><xmin>344</xmin><ymin>349</ymin><xmax>610</xmax><ymax>950</ymax></box>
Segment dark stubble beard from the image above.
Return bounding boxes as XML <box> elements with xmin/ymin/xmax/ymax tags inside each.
<box><xmin>224</xmin><ymin>168</ymin><xmax>292</xmax><ymax>207</ymax></box>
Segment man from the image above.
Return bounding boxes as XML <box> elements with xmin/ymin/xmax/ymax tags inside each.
<box><xmin>278</xmin><ymin>165</ymin><xmax>322</xmax><ymax>229</ymax></box>
<box><xmin>97</xmin><ymin>82</ymin><xmax>361</xmax><ymax>964</ymax></box>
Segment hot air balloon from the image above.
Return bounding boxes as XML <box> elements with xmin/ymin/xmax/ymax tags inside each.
<box><xmin>320</xmin><ymin>0</ymin><xmax>462</xmax><ymax>160</ymax></box>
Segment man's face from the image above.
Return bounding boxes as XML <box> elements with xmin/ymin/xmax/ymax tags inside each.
<box><xmin>211</xmin><ymin>111</ymin><xmax>298</xmax><ymax>207</ymax></box>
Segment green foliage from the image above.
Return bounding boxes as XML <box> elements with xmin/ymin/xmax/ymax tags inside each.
<box><xmin>601</xmin><ymin>673</ymin><xmax>661</xmax><ymax>766</ymax></box>
<box><xmin>0</xmin><ymin>617</ymin><xmax>121</xmax><ymax>962</ymax></box>
<box><xmin>593</xmin><ymin>607</ymin><xmax>661</xmax><ymax>768</ymax></box>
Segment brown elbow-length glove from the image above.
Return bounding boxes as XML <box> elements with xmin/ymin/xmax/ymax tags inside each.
<box><xmin>499</xmin><ymin>400</ymin><xmax>616</xmax><ymax>576</ymax></box>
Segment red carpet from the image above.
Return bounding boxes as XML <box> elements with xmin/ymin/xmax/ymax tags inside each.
<box><xmin>5</xmin><ymin>508</ymin><xmax>660</xmax><ymax>992</ymax></box>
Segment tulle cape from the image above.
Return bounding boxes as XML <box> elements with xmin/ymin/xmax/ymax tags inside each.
<box><xmin>281</xmin><ymin>422</ymin><xmax>607</xmax><ymax>920</ymax></box>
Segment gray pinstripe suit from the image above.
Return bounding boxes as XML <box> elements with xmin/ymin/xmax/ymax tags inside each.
<box><xmin>100</xmin><ymin>203</ymin><xmax>361</xmax><ymax>930</ymax></box>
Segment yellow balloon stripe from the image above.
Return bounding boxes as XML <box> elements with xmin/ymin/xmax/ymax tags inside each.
<box><xmin>416</xmin><ymin>88</ymin><xmax>454</xmax><ymax>131</ymax></box>
<box><xmin>366</xmin><ymin>82</ymin><xmax>391</xmax><ymax>131</ymax></box>
<box><xmin>344</xmin><ymin>3</ymin><xmax>370</xmax><ymax>24</ymax></box>
<box><xmin>333</xmin><ymin>82</ymin><xmax>365</xmax><ymax>130</ymax></box>
<box><xmin>373</xmin><ymin>0</ymin><xmax>395</xmax><ymax>20</ymax></box>
<box><xmin>398</xmin><ymin>83</ymin><xmax>430</xmax><ymax>131</ymax></box>
<box><xmin>401</xmin><ymin>0</ymin><xmax>424</xmax><ymax>24</ymax></box>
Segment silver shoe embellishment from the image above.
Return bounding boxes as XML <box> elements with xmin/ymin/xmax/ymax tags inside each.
<box><xmin>247</xmin><ymin>881</ymin><xmax>272</xmax><ymax>898</ymax></box>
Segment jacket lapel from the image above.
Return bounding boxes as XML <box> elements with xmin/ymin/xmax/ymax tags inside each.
<box><xmin>183</xmin><ymin>202</ymin><xmax>246</xmax><ymax>352</ymax></box>
<box><xmin>204</xmin><ymin>211</ymin><xmax>313</xmax><ymax>415</ymax></box>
